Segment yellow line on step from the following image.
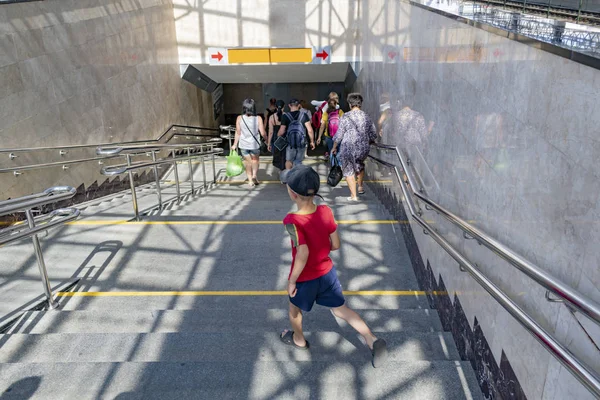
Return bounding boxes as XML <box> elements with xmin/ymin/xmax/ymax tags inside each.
<box><xmin>56</xmin><ymin>290</ymin><xmax>446</xmax><ymax>297</ymax></box>
<box><xmin>67</xmin><ymin>220</ymin><xmax>398</xmax><ymax>226</ymax></box>
<box><xmin>161</xmin><ymin>180</ymin><xmax>393</xmax><ymax>185</ymax></box>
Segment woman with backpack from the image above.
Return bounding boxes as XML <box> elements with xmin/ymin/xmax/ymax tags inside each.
<box><xmin>331</xmin><ymin>93</ymin><xmax>377</xmax><ymax>201</ymax></box>
<box><xmin>267</xmin><ymin>100</ymin><xmax>286</xmax><ymax>171</ymax></box>
<box><xmin>232</xmin><ymin>98</ymin><xmax>268</xmax><ymax>187</ymax></box>
<box><xmin>316</xmin><ymin>92</ymin><xmax>344</xmax><ymax>157</ymax></box>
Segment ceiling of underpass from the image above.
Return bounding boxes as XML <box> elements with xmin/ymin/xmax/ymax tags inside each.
<box><xmin>192</xmin><ymin>63</ymin><xmax>352</xmax><ymax>84</ymax></box>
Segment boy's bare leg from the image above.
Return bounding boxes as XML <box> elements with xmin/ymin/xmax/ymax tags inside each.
<box><xmin>332</xmin><ymin>304</ymin><xmax>377</xmax><ymax>349</ymax></box>
<box><xmin>288</xmin><ymin>302</ymin><xmax>307</xmax><ymax>347</ymax></box>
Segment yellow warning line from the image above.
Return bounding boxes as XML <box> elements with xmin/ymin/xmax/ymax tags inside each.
<box><xmin>57</xmin><ymin>290</ymin><xmax>447</xmax><ymax>297</ymax></box>
<box><xmin>67</xmin><ymin>220</ymin><xmax>398</xmax><ymax>226</ymax></box>
<box><xmin>162</xmin><ymin>180</ymin><xmax>393</xmax><ymax>185</ymax></box>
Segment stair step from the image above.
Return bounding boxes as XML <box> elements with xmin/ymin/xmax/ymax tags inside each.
<box><xmin>10</xmin><ymin>309</ymin><xmax>442</xmax><ymax>334</ymax></box>
<box><xmin>56</xmin><ymin>293</ymin><xmax>431</xmax><ymax>311</ymax></box>
<box><xmin>0</xmin><ymin>360</ymin><xmax>482</xmax><ymax>399</ymax></box>
<box><xmin>0</xmin><ymin>331</ymin><xmax>460</xmax><ymax>363</ymax></box>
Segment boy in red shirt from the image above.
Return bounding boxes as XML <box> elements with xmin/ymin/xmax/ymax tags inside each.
<box><xmin>279</xmin><ymin>165</ymin><xmax>388</xmax><ymax>368</ymax></box>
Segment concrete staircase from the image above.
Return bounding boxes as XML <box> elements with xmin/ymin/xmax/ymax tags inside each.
<box><xmin>0</xmin><ymin>160</ymin><xmax>483</xmax><ymax>399</ymax></box>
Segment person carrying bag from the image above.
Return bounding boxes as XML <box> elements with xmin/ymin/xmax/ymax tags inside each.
<box><xmin>232</xmin><ymin>98</ymin><xmax>268</xmax><ymax>187</ymax></box>
<box><xmin>327</xmin><ymin>153</ymin><xmax>343</xmax><ymax>187</ymax></box>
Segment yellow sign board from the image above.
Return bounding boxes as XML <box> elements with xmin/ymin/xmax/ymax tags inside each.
<box><xmin>270</xmin><ymin>48</ymin><xmax>313</xmax><ymax>63</ymax></box>
<box><xmin>228</xmin><ymin>49</ymin><xmax>271</xmax><ymax>64</ymax></box>
<box><xmin>208</xmin><ymin>47</ymin><xmax>331</xmax><ymax>65</ymax></box>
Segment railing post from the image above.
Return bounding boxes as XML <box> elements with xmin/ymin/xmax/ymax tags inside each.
<box><xmin>187</xmin><ymin>148</ymin><xmax>195</xmax><ymax>195</ymax></box>
<box><xmin>126</xmin><ymin>154</ymin><xmax>140</xmax><ymax>221</ymax></box>
<box><xmin>151</xmin><ymin>151</ymin><xmax>162</xmax><ymax>210</ymax></box>
<box><xmin>212</xmin><ymin>153</ymin><xmax>217</xmax><ymax>183</ymax></box>
<box><xmin>172</xmin><ymin>151</ymin><xmax>181</xmax><ymax>203</ymax></box>
<box><xmin>25</xmin><ymin>210</ymin><xmax>58</xmax><ymax>310</ymax></box>
<box><xmin>202</xmin><ymin>154</ymin><xmax>207</xmax><ymax>189</ymax></box>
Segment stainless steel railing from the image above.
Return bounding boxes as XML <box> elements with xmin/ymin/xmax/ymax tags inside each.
<box><xmin>0</xmin><ymin>125</ymin><xmax>222</xmax><ymax>176</ymax></box>
<box><xmin>372</xmin><ymin>143</ymin><xmax>600</xmax><ymax>324</ymax></box>
<box><xmin>96</xmin><ymin>144</ymin><xmax>223</xmax><ymax>221</ymax></box>
<box><xmin>367</xmin><ymin>144</ymin><xmax>600</xmax><ymax>397</ymax></box>
<box><xmin>0</xmin><ymin>187</ymin><xmax>80</xmax><ymax>310</ymax></box>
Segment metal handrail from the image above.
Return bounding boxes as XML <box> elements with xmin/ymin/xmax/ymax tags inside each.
<box><xmin>0</xmin><ymin>155</ymin><xmax>121</xmax><ymax>174</ymax></box>
<box><xmin>0</xmin><ymin>208</ymin><xmax>79</xmax><ymax>247</ymax></box>
<box><xmin>372</xmin><ymin>143</ymin><xmax>600</xmax><ymax>325</ymax></box>
<box><xmin>0</xmin><ymin>141</ymin><xmax>223</xmax><ymax>175</ymax></box>
<box><xmin>368</xmin><ymin>148</ymin><xmax>600</xmax><ymax>397</ymax></box>
<box><xmin>0</xmin><ymin>187</ymin><xmax>79</xmax><ymax>310</ymax></box>
<box><xmin>0</xmin><ymin>125</ymin><xmax>220</xmax><ymax>154</ymax></box>
<box><xmin>96</xmin><ymin>141</ymin><xmax>220</xmax><ymax>156</ymax></box>
<box><xmin>1</xmin><ymin>125</ymin><xmax>223</xmax><ymax>178</ymax></box>
<box><xmin>100</xmin><ymin>148</ymin><xmax>223</xmax><ymax>176</ymax></box>
<box><xmin>99</xmin><ymin>146</ymin><xmax>223</xmax><ymax>221</ymax></box>
<box><xmin>0</xmin><ymin>186</ymin><xmax>76</xmax><ymax>216</ymax></box>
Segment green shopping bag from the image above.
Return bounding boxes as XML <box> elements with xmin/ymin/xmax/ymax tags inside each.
<box><xmin>226</xmin><ymin>149</ymin><xmax>244</xmax><ymax>177</ymax></box>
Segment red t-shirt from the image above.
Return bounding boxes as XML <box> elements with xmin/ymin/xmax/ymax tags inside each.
<box><xmin>283</xmin><ymin>205</ymin><xmax>338</xmax><ymax>282</ymax></box>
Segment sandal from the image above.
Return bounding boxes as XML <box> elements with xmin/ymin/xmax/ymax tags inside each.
<box><xmin>253</xmin><ymin>177</ymin><xmax>260</xmax><ymax>185</ymax></box>
<box><xmin>358</xmin><ymin>187</ymin><xmax>365</xmax><ymax>195</ymax></box>
<box><xmin>371</xmin><ymin>338</ymin><xmax>388</xmax><ymax>368</ymax></box>
<box><xmin>347</xmin><ymin>197</ymin><xmax>359</xmax><ymax>201</ymax></box>
<box><xmin>280</xmin><ymin>330</ymin><xmax>310</xmax><ymax>350</ymax></box>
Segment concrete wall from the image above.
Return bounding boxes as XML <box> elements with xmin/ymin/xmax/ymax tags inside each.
<box><xmin>0</xmin><ymin>0</ymin><xmax>216</xmax><ymax>200</ymax></box>
<box><xmin>353</xmin><ymin>1</ymin><xmax>600</xmax><ymax>399</ymax></box>
<box><xmin>223</xmin><ymin>84</ymin><xmax>263</xmax><ymax>115</ymax></box>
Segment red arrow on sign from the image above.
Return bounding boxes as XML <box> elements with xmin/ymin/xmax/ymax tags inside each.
<box><xmin>388</xmin><ymin>52</ymin><xmax>397</xmax><ymax>60</ymax></box>
<box><xmin>211</xmin><ymin>52</ymin><xmax>223</xmax><ymax>62</ymax></box>
<box><xmin>316</xmin><ymin>50</ymin><xmax>329</xmax><ymax>60</ymax></box>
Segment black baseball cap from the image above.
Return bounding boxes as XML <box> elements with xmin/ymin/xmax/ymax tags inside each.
<box><xmin>289</xmin><ymin>98</ymin><xmax>300</xmax><ymax>105</ymax></box>
<box><xmin>286</xmin><ymin>165</ymin><xmax>321</xmax><ymax>197</ymax></box>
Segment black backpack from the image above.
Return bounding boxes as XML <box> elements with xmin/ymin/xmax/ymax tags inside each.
<box><xmin>285</xmin><ymin>112</ymin><xmax>306</xmax><ymax>149</ymax></box>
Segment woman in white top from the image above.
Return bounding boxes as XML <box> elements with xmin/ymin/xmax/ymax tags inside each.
<box><xmin>232</xmin><ymin>98</ymin><xmax>267</xmax><ymax>187</ymax></box>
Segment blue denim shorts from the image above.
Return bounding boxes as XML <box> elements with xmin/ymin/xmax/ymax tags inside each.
<box><xmin>290</xmin><ymin>267</ymin><xmax>345</xmax><ymax>312</ymax></box>
<box><xmin>286</xmin><ymin>146</ymin><xmax>306</xmax><ymax>165</ymax></box>
<box><xmin>240</xmin><ymin>148</ymin><xmax>260</xmax><ymax>157</ymax></box>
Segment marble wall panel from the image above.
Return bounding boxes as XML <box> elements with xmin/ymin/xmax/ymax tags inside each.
<box><xmin>356</xmin><ymin>1</ymin><xmax>600</xmax><ymax>399</ymax></box>
<box><xmin>0</xmin><ymin>0</ymin><xmax>217</xmax><ymax>200</ymax></box>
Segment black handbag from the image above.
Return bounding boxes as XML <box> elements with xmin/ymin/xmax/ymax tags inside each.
<box><xmin>242</xmin><ymin>117</ymin><xmax>268</xmax><ymax>154</ymax></box>
<box><xmin>327</xmin><ymin>154</ymin><xmax>343</xmax><ymax>187</ymax></box>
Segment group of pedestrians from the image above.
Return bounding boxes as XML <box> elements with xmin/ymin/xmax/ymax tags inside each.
<box><xmin>232</xmin><ymin>92</ymin><xmax>377</xmax><ymax>200</ymax></box>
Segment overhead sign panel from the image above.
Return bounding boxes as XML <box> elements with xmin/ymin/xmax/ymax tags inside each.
<box><xmin>312</xmin><ymin>46</ymin><xmax>331</xmax><ymax>64</ymax></box>
<box><xmin>208</xmin><ymin>47</ymin><xmax>333</xmax><ymax>65</ymax></box>
<box><xmin>208</xmin><ymin>47</ymin><xmax>228</xmax><ymax>65</ymax></box>
<box><xmin>383</xmin><ymin>45</ymin><xmax>399</xmax><ymax>64</ymax></box>
<box><xmin>228</xmin><ymin>49</ymin><xmax>270</xmax><ymax>64</ymax></box>
<box><xmin>270</xmin><ymin>48</ymin><xmax>313</xmax><ymax>63</ymax></box>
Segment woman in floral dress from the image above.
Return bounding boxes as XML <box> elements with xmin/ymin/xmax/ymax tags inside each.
<box><xmin>332</xmin><ymin>93</ymin><xmax>377</xmax><ymax>201</ymax></box>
